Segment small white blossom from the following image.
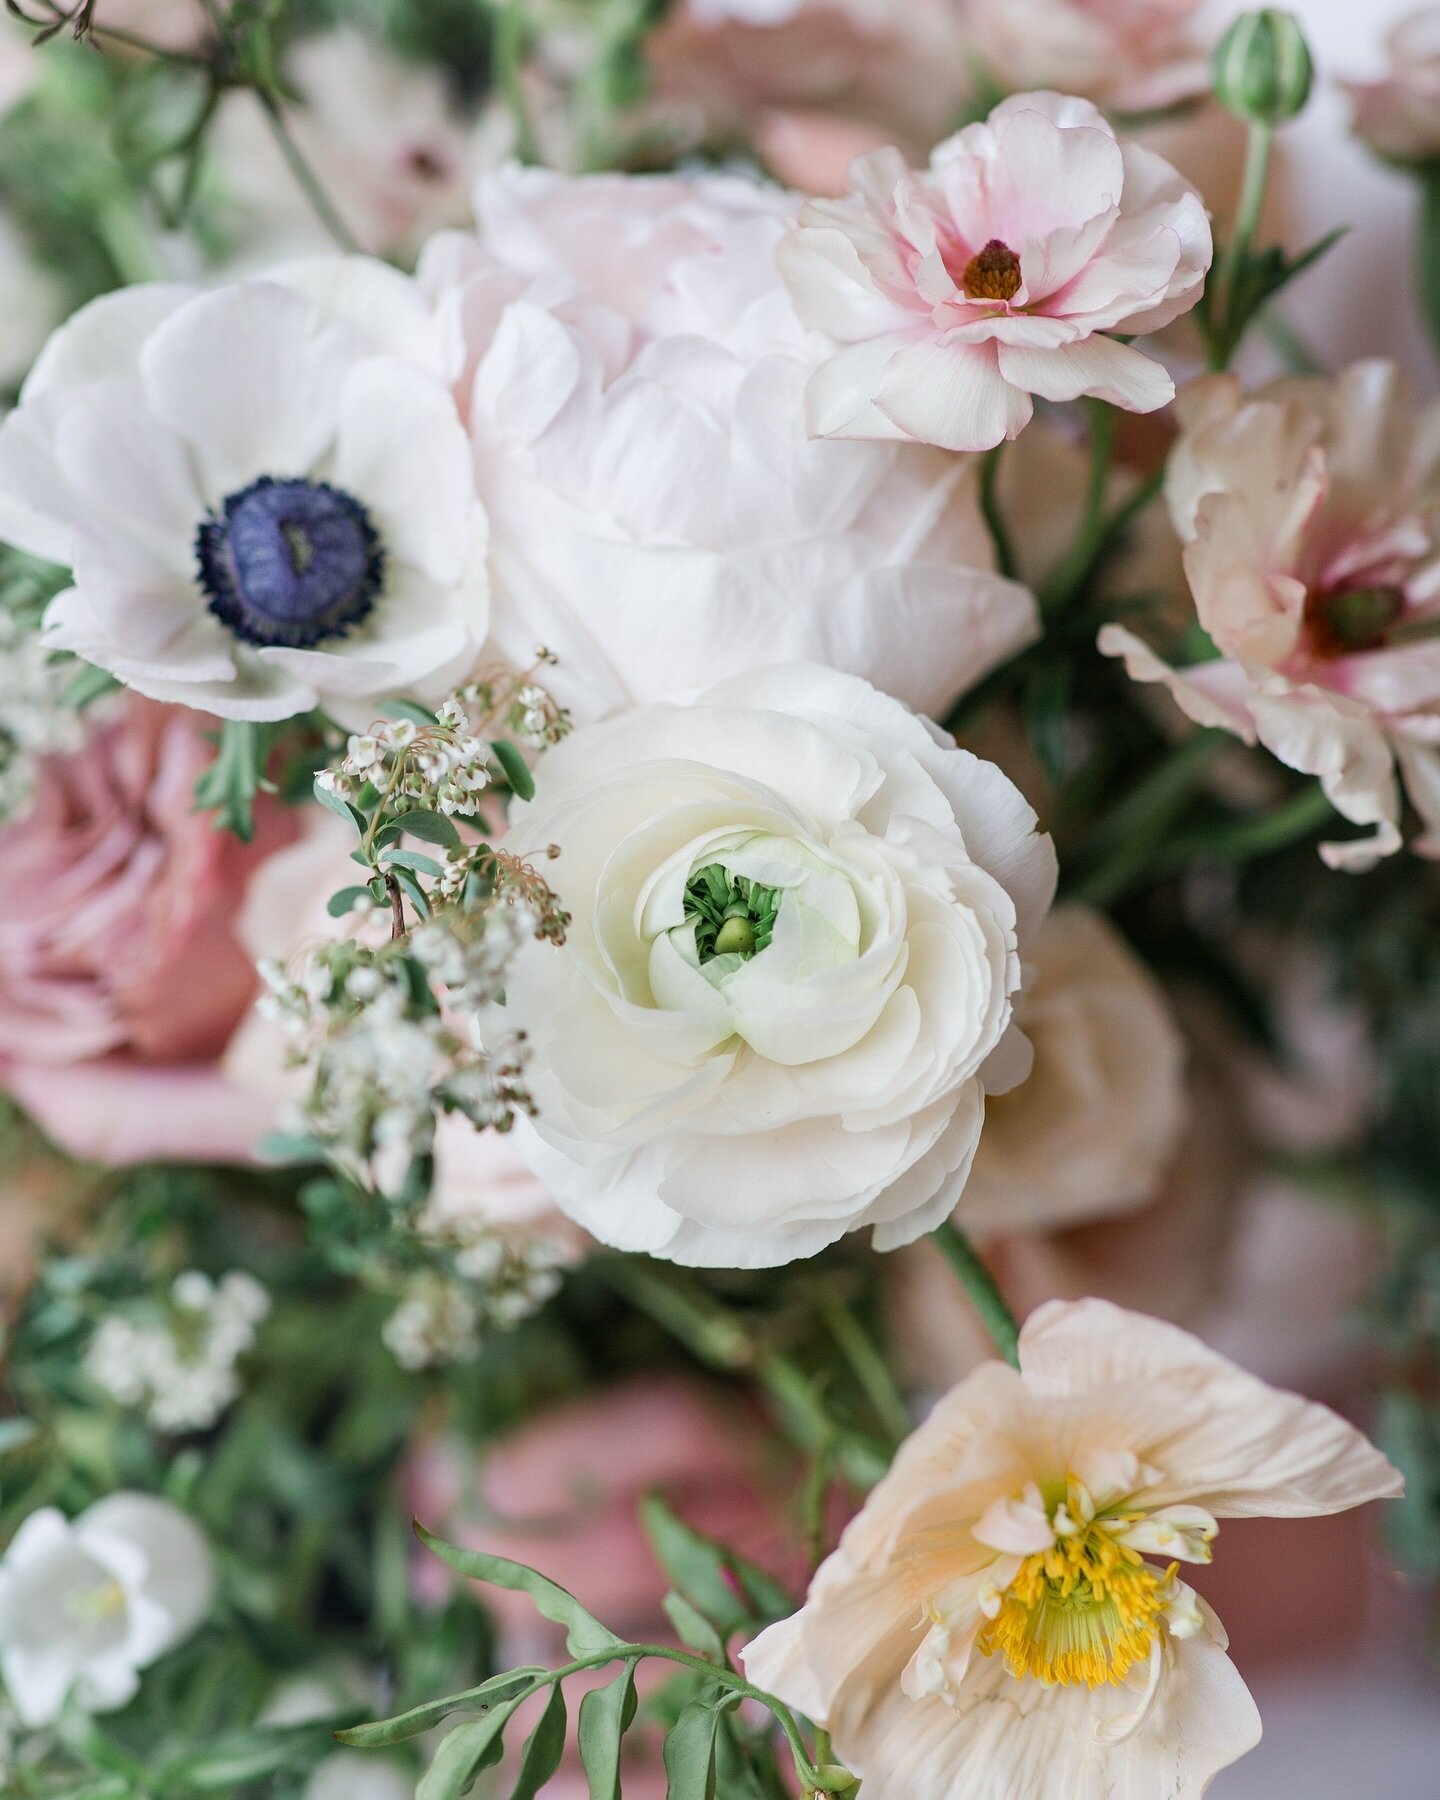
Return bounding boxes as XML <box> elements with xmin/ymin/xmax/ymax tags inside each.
<box><xmin>0</xmin><ymin>613</ymin><xmax>88</xmax><ymax>826</ymax></box>
<box><xmin>86</xmin><ymin>1271</ymin><xmax>271</xmax><ymax>1433</ymax></box>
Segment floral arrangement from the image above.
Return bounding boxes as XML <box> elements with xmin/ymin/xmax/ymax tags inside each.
<box><xmin>2</xmin><ymin>2</ymin><xmax>1439</xmax><ymax>1796</ymax></box>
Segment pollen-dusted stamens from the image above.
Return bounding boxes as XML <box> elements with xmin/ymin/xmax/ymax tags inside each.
<box><xmin>963</xmin><ymin>239</ymin><xmax>1023</xmax><ymax>303</ymax></box>
<box><xmin>977</xmin><ymin>1525</ymin><xmax>1176</xmax><ymax>1689</ymax></box>
<box><xmin>1303</xmin><ymin>582</ymin><xmax>1405</xmax><ymax>658</ymax></box>
<box><xmin>197</xmin><ymin>476</ymin><xmax>385</xmax><ymax>650</ymax></box>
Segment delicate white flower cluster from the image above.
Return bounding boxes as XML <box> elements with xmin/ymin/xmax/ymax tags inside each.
<box><xmin>258</xmin><ymin>903</ymin><xmax>545</xmax><ymax>1185</ymax></box>
<box><xmin>0</xmin><ymin>613</ymin><xmax>86</xmax><ymax>825</ymax></box>
<box><xmin>87</xmin><ymin>1272</ymin><xmax>270</xmax><ymax>1433</ymax></box>
<box><xmin>317</xmin><ymin>666</ymin><xmax>569</xmax><ymax>824</ymax></box>
<box><xmin>381</xmin><ymin>1205</ymin><xmax>567</xmax><ymax>1371</ymax></box>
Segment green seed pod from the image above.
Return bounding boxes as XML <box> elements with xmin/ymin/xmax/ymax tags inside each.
<box><xmin>1212</xmin><ymin>9</ymin><xmax>1314</xmax><ymax>126</ymax></box>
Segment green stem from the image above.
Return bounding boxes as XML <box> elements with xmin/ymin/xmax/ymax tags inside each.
<box><xmin>1418</xmin><ymin>162</ymin><xmax>1440</xmax><ymax>367</ymax></box>
<box><xmin>1039</xmin><ymin>400</ymin><xmax>1117</xmax><ymax>613</ymax></box>
<box><xmin>978</xmin><ymin>445</ymin><xmax>1016</xmax><ymax>580</ymax></box>
<box><xmin>1069</xmin><ymin>728</ymin><xmax>1229</xmax><ymax>907</ymax></box>
<box><xmin>820</xmin><ymin>1299</ymin><xmax>910</xmax><ymax>1445</ymax></box>
<box><xmin>255</xmin><ymin>87</ymin><xmax>360</xmax><ymax>254</ymax></box>
<box><xmin>495</xmin><ymin>0</ymin><xmax>540</xmax><ymax>165</ymax></box>
<box><xmin>1210</xmin><ymin>119</ymin><xmax>1274</xmax><ymax>368</ymax></box>
<box><xmin>930</xmin><ymin>1221</ymin><xmax>1019</xmax><ymax>1368</ymax></box>
<box><xmin>1150</xmin><ymin>780</ymin><xmax>1336</xmax><ymax>871</ymax></box>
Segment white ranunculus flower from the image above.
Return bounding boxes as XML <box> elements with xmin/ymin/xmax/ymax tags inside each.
<box><xmin>0</xmin><ymin>1493</ymin><xmax>214</xmax><ymax>1727</ymax></box>
<box><xmin>959</xmin><ymin>903</ymin><xmax>1189</xmax><ymax>1235</ymax></box>
<box><xmin>0</xmin><ymin>260</ymin><xmax>487</xmax><ymax>722</ymax></box>
<box><xmin>503</xmin><ymin>663</ymin><xmax>1057</xmax><ymax>1269</ymax></box>
<box><xmin>421</xmin><ymin>164</ymin><xmax>1039</xmax><ymax>725</ymax></box>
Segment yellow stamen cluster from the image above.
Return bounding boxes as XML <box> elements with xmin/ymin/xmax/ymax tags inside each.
<box><xmin>978</xmin><ymin>1526</ymin><xmax>1177</xmax><ymax>1689</ymax></box>
<box><xmin>962</xmin><ymin>238</ymin><xmax>1023</xmax><ymax>303</ymax></box>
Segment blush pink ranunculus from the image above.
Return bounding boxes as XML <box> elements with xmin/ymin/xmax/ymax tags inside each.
<box><xmin>0</xmin><ymin>697</ymin><xmax>295</xmax><ymax>1162</ymax></box>
<box><xmin>779</xmin><ymin>91</ymin><xmax>1212</xmax><ymax>453</ymax></box>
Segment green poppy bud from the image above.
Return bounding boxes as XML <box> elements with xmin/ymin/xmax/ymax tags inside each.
<box><xmin>1213</xmin><ymin>10</ymin><xmax>1314</xmax><ymax>126</ymax></box>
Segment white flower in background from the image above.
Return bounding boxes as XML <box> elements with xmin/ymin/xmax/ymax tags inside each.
<box><xmin>307</xmin><ymin>1751</ymin><xmax>413</xmax><ymax>1800</ymax></box>
<box><xmin>779</xmin><ymin>92</ymin><xmax>1212</xmax><ymax>452</ymax></box>
<box><xmin>1101</xmin><ymin>361</ymin><xmax>1440</xmax><ymax>869</ymax></box>
<box><xmin>1345</xmin><ymin>8</ymin><xmax>1440</xmax><ymax>164</ymax></box>
<box><xmin>743</xmin><ymin>1299</ymin><xmax>1403</xmax><ymax>1800</ymax></box>
<box><xmin>87</xmin><ymin>1270</ymin><xmax>270</xmax><ymax>1432</ymax></box>
<box><xmin>962</xmin><ymin>0</ymin><xmax>1210</xmax><ymax>113</ymax></box>
<box><xmin>0</xmin><ymin>609</ymin><xmax>87</xmax><ymax>826</ymax></box>
<box><xmin>420</xmin><ymin>164</ymin><xmax>1039</xmax><ymax>724</ymax></box>
<box><xmin>0</xmin><ymin>213</ymin><xmax>62</xmax><ymax>392</ymax></box>
<box><xmin>0</xmin><ymin>1494</ymin><xmax>214</xmax><ymax>1727</ymax></box>
<box><xmin>503</xmin><ymin>663</ymin><xmax>1056</xmax><ymax>1268</ymax></box>
<box><xmin>214</xmin><ymin>28</ymin><xmax>502</xmax><ymax>261</ymax></box>
<box><xmin>0</xmin><ymin>261</ymin><xmax>487</xmax><ymax>722</ymax></box>
<box><xmin>959</xmin><ymin>904</ymin><xmax>1188</xmax><ymax>1235</ymax></box>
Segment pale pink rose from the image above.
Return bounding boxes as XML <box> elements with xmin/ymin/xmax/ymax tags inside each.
<box><xmin>0</xmin><ymin>698</ymin><xmax>295</xmax><ymax>1162</ymax></box>
<box><xmin>1101</xmin><ymin>361</ymin><xmax>1440</xmax><ymax>869</ymax></box>
<box><xmin>779</xmin><ymin>91</ymin><xmax>1213</xmax><ymax>453</ymax></box>
<box><xmin>1346</xmin><ymin>9</ymin><xmax>1440</xmax><ymax>165</ymax></box>
<box><xmin>963</xmin><ymin>0</ymin><xmax>1210</xmax><ymax>113</ymax></box>
<box><xmin>421</xmin><ymin>164</ymin><xmax>1038</xmax><ymax>725</ymax></box>
<box><xmin>647</xmin><ymin>0</ymin><xmax>969</xmax><ymax>172</ymax></box>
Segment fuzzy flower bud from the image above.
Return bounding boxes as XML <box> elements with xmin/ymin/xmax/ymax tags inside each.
<box><xmin>1212</xmin><ymin>9</ymin><xmax>1313</xmax><ymax>126</ymax></box>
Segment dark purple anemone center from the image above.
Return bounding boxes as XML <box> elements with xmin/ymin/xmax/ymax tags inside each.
<box><xmin>196</xmin><ymin>476</ymin><xmax>384</xmax><ymax>649</ymax></box>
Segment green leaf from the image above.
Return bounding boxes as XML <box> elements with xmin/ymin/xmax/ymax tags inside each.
<box><xmin>577</xmin><ymin>1667</ymin><xmax>636</xmax><ymax>1800</ymax></box>
<box><xmin>341</xmin><ymin>1669</ymin><xmax>548</xmax><ymax>1749</ymax></box>
<box><xmin>327</xmin><ymin>886</ymin><xmax>373</xmax><ymax>918</ymax></box>
<box><xmin>0</xmin><ymin>1418</ymin><xmax>37</xmax><ymax>1458</ymax></box>
<box><xmin>312</xmin><ymin>773</ymin><xmax>365</xmax><ymax>830</ymax></box>
<box><xmin>61</xmin><ymin>660</ymin><xmax>119</xmax><ymax>710</ymax></box>
<box><xmin>195</xmin><ymin>720</ymin><xmax>278</xmax><ymax>843</ymax></box>
<box><xmin>383</xmin><ymin>698</ymin><xmax>439</xmax><ymax>726</ymax></box>
<box><xmin>661</xmin><ymin>1591</ymin><xmax>726</xmax><ymax>1662</ymax></box>
<box><xmin>641</xmin><ymin>1496</ymin><xmax>791</xmax><ymax>1641</ymax></box>
<box><xmin>662</xmin><ymin>1695</ymin><xmax>724</xmax><ymax>1800</ymax></box>
<box><xmin>382</xmin><ymin>846</ymin><xmax>445</xmax><ymax>878</ymax></box>
<box><xmin>509</xmin><ymin>1682</ymin><xmax>567</xmax><ymax>1800</ymax></box>
<box><xmin>1421</xmin><ymin>163</ymin><xmax>1440</xmax><ymax>366</ymax></box>
<box><xmin>391</xmin><ymin>808</ymin><xmax>462</xmax><ymax>848</ymax></box>
<box><xmin>415</xmin><ymin>1526</ymin><xmax>625</xmax><ymax>1656</ymax></box>
<box><xmin>492</xmin><ymin>737</ymin><xmax>535</xmax><ymax>802</ymax></box>
<box><xmin>418</xmin><ymin>1691</ymin><xmax>532</xmax><ymax>1800</ymax></box>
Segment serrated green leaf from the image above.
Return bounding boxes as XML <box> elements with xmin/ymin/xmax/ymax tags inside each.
<box><xmin>509</xmin><ymin>1682</ymin><xmax>567</xmax><ymax>1800</ymax></box>
<box><xmin>382</xmin><ymin>846</ymin><xmax>445</xmax><ymax>877</ymax></box>
<box><xmin>415</xmin><ymin>1527</ymin><xmax>625</xmax><ymax>1656</ymax></box>
<box><xmin>578</xmin><ymin>1667</ymin><xmax>636</xmax><ymax>1800</ymax></box>
<box><xmin>492</xmin><ymin>737</ymin><xmax>535</xmax><ymax>802</ymax></box>
<box><xmin>662</xmin><ymin>1695</ymin><xmax>724</xmax><ymax>1800</ymax></box>
<box><xmin>391</xmin><ymin>808</ymin><xmax>462</xmax><ymax>848</ymax></box>
<box><xmin>340</xmin><ymin>1669</ymin><xmax>548</xmax><ymax>1749</ymax></box>
<box><xmin>327</xmin><ymin>886</ymin><xmax>373</xmax><ymax>918</ymax></box>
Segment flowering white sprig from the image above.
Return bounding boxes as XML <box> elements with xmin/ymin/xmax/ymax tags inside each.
<box><xmin>86</xmin><ymin>1271</ymin><xmax>270</xmax><ymax>1433</ymax></box>
<box><xmin>0</xmin><ymin>612</ymin><xmax>88</xmax><ymax>826</ymax></box>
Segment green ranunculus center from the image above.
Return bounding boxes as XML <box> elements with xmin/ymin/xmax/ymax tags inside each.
<box><xmin>684</xmin><ymin>863</ymin><xmax>780</xmax><ymax>964</ymax></box>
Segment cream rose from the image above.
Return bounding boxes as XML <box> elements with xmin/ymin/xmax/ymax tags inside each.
<box><xmin>959</xmin><ymin>903</ymin><xmax>1188</xmax><ymax>1235</ymax></box>
<box><xmin>503</xmin><ymin>663</ymin><xmax>1056</xmax><ymax>1269</ymax></box>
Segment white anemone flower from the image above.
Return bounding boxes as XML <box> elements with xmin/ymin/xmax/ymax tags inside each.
<box><xmin>743</xmin><ymin>1299</ymin><xmax>1403</xmax><ymax>1799</ymax></box>
<box><xmin>0</xmin><ymin>1493</ymin><xmax>214</xmax><ymax>1728</ymax></box>
<box><xmin>0</xmin><ymin>260</ymin><xmax>487</xmax><ymax>722</ymax></box>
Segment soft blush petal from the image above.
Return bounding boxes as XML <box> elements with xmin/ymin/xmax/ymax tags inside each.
<box><xmin>1018</xmin><ymin>1298</ymin><xmax>1404</xmax><ymax>1518</ymax></box>
<box><xmin>2</xmin><ymin>1057</ymin><xmax>273</xmax><ymax>1166</ymax></box>
<box><xmin>1096</xmin><ymin>627</ymin><xmax>1260</xmax><ymax>740</ymax></box>
<box><xmin>996</xmin><ymin>336</ymin><xmax>1174</xmax><ymax>413</ymax></box>
<box><xmin>874</xmin><ymin>340</ymin><xmax>1032</xmax><ymax>454</ymax></box>
<box><xmin>805</xmin><ymin>335</ymin><xmax>918</xmax><ymax>440</ymax></box>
